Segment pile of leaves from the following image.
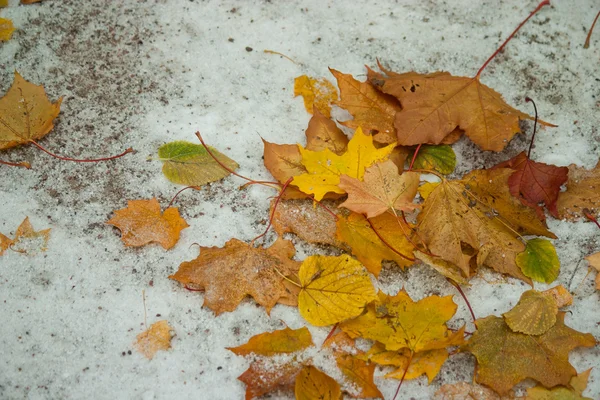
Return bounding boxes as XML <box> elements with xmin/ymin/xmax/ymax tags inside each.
<box><xmin>1</xmin><ymin>0</ymin><xmax>599</xmax><ymax>399</ymax></box>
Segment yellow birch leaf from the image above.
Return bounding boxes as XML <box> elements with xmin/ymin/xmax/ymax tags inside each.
<box><xmin>503</xmin><ymin>290</ymin><xmax>558</xmax><ymax>335</ymax></box>
<box><xmin>292</xmin><ymin>127</ymin><xmax>395</xmax><ymax>201</ymax></box>
<box><xmin>134</xmin><ymin>320</ymin><xmax>174</xmax><ymax>359</ymax></box>
<box><xmin>0</xmin><ymin>18</ymin><xmax>15</xmax><ymax>41</ymax></box>
<box><xmin>298</xmin><ymin>254</ymin><xmax>376</xmax><ymax>326</ymax></box>
<box><xmin>227</xmin><ymin>326</ymin><xmax>313</xmax><ymax>356</ymax></box>
<box><xmin>516</xmin><ymin>239</ymin><xmax>560</xmax><ymax>284</ymax></box>
<box><xmin>294</xmin><ymin>75</ymin><xmax>338</xmax><ymax>118</ymax></box>
<box><xmin>295</xmin><ymin>365</ymin><xmax>341</xmax><ymax>400</ymax></box>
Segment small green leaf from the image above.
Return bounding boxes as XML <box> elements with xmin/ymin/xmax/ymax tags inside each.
<box><xmin>516</xmin><ymin>238</ymin><xmax>560</xmax><ymax>283</ymax></box>
<box><xmin>158</xmin><ymin>141</ymin><xmax>239</xmax><ymax>186</ymax></box>
<box><xmin>412</xmin><ymin>145</ymin><xmax>456</xmax><ymax>175</ymax></box>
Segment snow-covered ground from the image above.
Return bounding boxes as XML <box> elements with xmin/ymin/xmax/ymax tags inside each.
<box><xmin>0</xmin><ymin>0</ymin><xmax>598</xmax><ymax>399</ymax></box>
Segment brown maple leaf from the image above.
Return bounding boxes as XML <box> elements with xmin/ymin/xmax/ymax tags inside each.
<box><xmin>169</xmin><ymin>238</ymin><xmax>300</xmax><ymax>314</ymax></box>
<box><xmin>493</xmin><ymin>151</ymin><xmax>568</xmax><ymax>219</ymax></box>
<box><xmin>107</xmin><ymin>198</ymin><xmax>189</xmax><ymax>250</ymax></box>
<box><xmin>557</xmin><ymin>161</ymin><xmax>600</xmax><ymax>220</ymax></box>
<box><xmin>0</xmin><ymin>72</ymin><xmax>62</xmax><ymax>150</ymax></box>
<box><xmin>339</xmin><ymin>159</ymin><xmax>420</xmax><ymax>218</ymax></box>
<box><xmin>463</xmin><ymin>312</ymin><xmax>596</xmax><ymax>395</ymax></box>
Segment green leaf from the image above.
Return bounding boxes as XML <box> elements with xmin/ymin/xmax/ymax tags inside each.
<box><xmin>516</xmin><ymin>238</ymin><xmax>560</xmax><ymax>283</ymax></box>
<box><xmin>411</xmin><ymin>145</ymin><xmax>456</xmax><ymax>175</ymax></box>
<box><xmin>158</xmin><ymin>141</ymin><xmax>239</xmax><ymax>186</ymax></box>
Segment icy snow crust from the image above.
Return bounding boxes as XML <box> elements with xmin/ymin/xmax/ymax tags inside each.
<box><xmin>0</xmin><ymin>0</ymin><xmax>598</xmax><ymax>399</ymax></box>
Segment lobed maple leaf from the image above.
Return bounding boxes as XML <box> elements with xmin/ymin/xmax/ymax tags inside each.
<box><xmin>493</xmin><ymin>152</ymin><xmax>568</xmax><ymax>219</ymax></box>
<box><xmin>463</xmin><ymin>312</ymin><xmax>596</xmax><ymax>395</ymax></box>
<box><xmin>292</xmin><ymin>127</ymin><xmax>395</xmax><ymax>201</ymax></box>
<box><xmin>107</xmin><ymin>198</ymin><xmax>189</xmax><ymax>250</ymax></box>
<box><xmin>0</xmin><ymin>72</ymin><xmax>62</xmax><ymax>150</ymax></box>
<box><xmin>526</xmin><ymin>368</ymin><xmax>593</xmax><ymax>400</ymax></box>
<box><xmin>298</xmin><ymin>254</ymin><xmax>376</xmax><ymax>326</ymax></box>
<box><xmin>134</xmin><ymin>320</ymin><xmax>174</xmax><ymax>360</ymax></box>
<box><xmin>557</xmin><ymin>161</ymin><xmax>600</xmax><ymax>220</ymax></box>
<box><xmin>294</xmin><ymin>75</ymin><xmax>338</xmax><ymax>118</ymax></box>
<box><xmin>169</xmin><ymin>238</ymin><xmax>300</xmax><ymax>314</ymax></box>
<box><xmin>0</xmin><ymin>217</ymin><xmax>51</xmax><ymax>256</ymax></box>
<box><xmin>330</xmin><ymin>68</ymin><xmax>401</xmax><ymax>144</ymax></box>
<box><xmin>338</xmin><ymin>159</ymin><xmax>420</xmax><ymax>219</ymax></box>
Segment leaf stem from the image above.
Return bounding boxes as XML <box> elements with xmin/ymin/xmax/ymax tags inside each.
<box><xmin>367</xmin><ymin>217</ymin><xmax>415</xmax><ymax>262</ymax></box>
<box><xmin>525</xmin><ymin>97</ymin><xmax>538</xmax><ymax>159</ymax></box>
<box><xmin>0</xmin><ymin>159</ymin><xmax>31</xmax><ymax>168</ymax></box>
<box><xmin>167</xmin><ymin>185</ymin><xmax>201</xmax><ymax>209</ymax></box>
<box><xmin>251</xmin><ymin>177</ymin><xmax>293</xmax><ymax>245</ymax></box>
<box><xmin>447</xmin><ymin>279</ymin><xmax>476</xmax><ymax>324</ymax></box>
<box><xmin>584</xmin><ymin>10</ymin><xmax>600</xmax><ymax>49</ymax></box>
<box><xmin>408</xmin><ymin>143</ymin><xmax>422</xmax><ymax>171</ymax></box>
<box><xmin>28</xmin><ymin>140</ymin><xmax>133</xmax><ymax>162</ymax></box>
<box><xmin>392</xmin><ymin>351</ymin><xmax>413</xmax><ymax>400</ymax></box>
<box><xmin>476</xmin><ymin>0</ymin><xmax>550</xmax><ymax>77</ymax></box>
<box><xmin>584</xmin><ymin>209</ymin><xmax>600</xmax><ymax>229</ymax></box>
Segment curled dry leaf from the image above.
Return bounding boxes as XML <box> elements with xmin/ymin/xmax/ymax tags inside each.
<box><xmin>336</xmin><ymin>212</ymin><xmax>415</xmax><ymax>276</ymax></box>
<box><xmin>295</xmin><ymin>365</ymin><xmax>341</xmax><ymax>400</ymax></box>
<box><xmin>169</xmin><ymin>238</ymin><xmax>300</xmax><ymax>314</ymax></box>
<box><xmin>557</xmin><ymin>162</ymin><xmax>600</xmax><ymax>220</ymax></box>
<box><xmin>294</xmin><ymin>75</ymin><xmax>338</xmax><ymax>118</ymax></box>
<box><xmin>134</xmin><ymin>320</ymin><xmax>174</xmax><ymax>360</ymax></box>
<box><xmin>368</xmin><ymin>67</ymin><xmax>543</xmax><ymax>152</ymax></box>
<box><xmin>0</xmin><ymin>18</ymin><xmax>15</xmax><ymax>41</ymax></box>
<box><xmin>107</xmin><ymin>198</ymin><xmax>188</xmax><ymax>250</ymax></box>
<box><xmin>0</xmin><ymin>217</ymin><xmax>51</xmax><ymax>255</ymax></box>
<box><xmin>463</xmin><ymin>312</ymin><xmax>596</xmax><ymax>395</ymax></box>
<box><xmin>158</xmin><ymin>140</ymin><xmax>239</xmax><ymax>186</ymax></box>
<box><xmin>292</xmin><ymin>127</ymin><xmax>395</xmax><ymax>201</ymax></box>
<box><xmin>330</xmin><ymin>68</ymin><xmax>401</xmax><ymax>144</ymax></box>
<box><xmin>493</xmin><ymin>152</ymin><xmax>569</xmax><ymax>219</ymax></box>
<box><xmin>0</xmin><ymin>72</ymin><xmax>62</xmax><ymax>150</ymax></box>
<box><xmin>502</xmin><ymin>290</ymin><xmax>558</xmax><ymax>335</ymax></box>
<box><xmin>298</xmin><ymin>254</ymin><xmax>376</xmax><ymax>326</ymax></box>
<box><xmin>227</xmin><ymin>326</ymin><xmax>313</xmax><ymax>357</ymax></box>
<box><xmin>338</xmin><ymin>160</ymin><xmax>420</xmax><ymax>219</ymax></box>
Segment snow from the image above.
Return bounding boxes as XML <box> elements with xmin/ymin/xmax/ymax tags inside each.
<box><xmin>1</xmin><ymin>0</ymin><xmax>599</xmax><ymax>399</ymax></box>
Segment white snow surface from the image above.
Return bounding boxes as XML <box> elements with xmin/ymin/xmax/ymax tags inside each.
<box><xmin>1</xmin><ymin>0</ymin><xmax>599</xmax><ymax>399</ymax></box>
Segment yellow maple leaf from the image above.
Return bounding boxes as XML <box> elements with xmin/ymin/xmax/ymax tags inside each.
<box><xmin>227</xmin><ymin>326</ymin><xmax>313</xmax><ymax>356</ymax></box>
<box><xmin>292</xmin><ymin>127</ymin><xmax>395</xmax><ymax>201</ymax></box>
<box><xmin>294</xmin><ymin>75</ymin><xmax>338</xmax><ymax>118</ymax></box>
<box><xmin>298</xmin><ymin>254</ymin><xmax>376</xmax><ymax>326</ymax></box>
<box><xmin>134</xmin><ymin>320</ymin><xmax>174</xmax><ymax>359</ymax></box>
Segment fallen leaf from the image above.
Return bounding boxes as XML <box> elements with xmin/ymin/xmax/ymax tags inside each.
<box><xmin>294</xmin><ymin>75</ymin><xmax>338</xmax><ymax>117</ymax></box>
<box><xmin>107</xmin><ymin>198</ymin><xmax>188</xmax><ymax>250</ymax></box>
<box><xmin>298</xmin><ymin>254</ymin><xmax>376</xmax><ymax>326</ymax></box>
<box><xmin>227</xmin><ymin>326</ymin><xmax>313</xmax><ymax>356</ymax></box>
<box><xmin>503</xmin><ymin>290</ymin><xmax>558</xmax><ymax>335</ymax></box>
<box><xmin>0</xmin><ymin>18</ymin><xmax>14</xmax><ymax>41</ymax></box>
<box><xmin>338</xmin><ymin>160</ymin><xmax>420</xmax><ymax>218</ymax></box>
<box><xmin>0</xmin><ymin>1</ymin><xmax>8</xmax><ymax>7</ymax></box>
<box><xmin>526</xmin><ymin>369</ymin><xmax>593</xmax><ymax>400</ymax></box>
<box><xmin>0</xmin><ymin>72</ymin><xmax>62</xmax><ymax>150</ymax></box>
<box><xmin>271</xmin><ymin>199</ymin><xmax>344</xmax><ymax>248</ymax></box>
<box><xmin>434</xmin><ymin>382</ymin><xmax>510</xmax><ymax>399</ymax></box>
<box><xmin>262</xmin><ymin>139</ymin><xmax>306</xmax><ymax>183</ymax></box>
<box><xmin>542</xmin><ymin>285</ymin><xmax>573</xmax><ymax>308</ymax></box>
<box><xmin>0</xmin><ymin>232</ymin><xmax>11</xmax><ymax>256</ymax></box>
<box><xmin>295</xmin><ymin>365</ymin><xmax>341</xmax><ymax>400</ymax></box>
<box><xmin>134</xmin><ymin>320</ymin><xmax>174</xmax><ymax>359</ymax></box>
<box><xmin>169</xmin><ymin>238</ymin><xmax>300</xmax><ymax>314</ymax></box>
<box><xmin>463</xmin><ymin>312</ymin><xmax>596</xmax><ymax>395</ymax></box>
<box><xmin>585</xmin><ymin>252</ymin><xmax>600</xmax><ymax>290</ymax></box>
<box><xmin>410</xmin><ymin>144</ymin><xmax>456</xmax><ymax>175</ymax></box>
<box><xmin>292</xmin><ymin>127</ymin><xmax>396</xmax><ymax>201</ymax></box>
<box><xmin>341</xmin><ymin>290</ymin><xmax>465</xmax><ymax>353</ymax></box>
<box><xmin>368</xmin><ymin>68</ymin><xmax>541</xmax><ymax>152</ymax></box>
<box><xmin>158</xmin><ymin>140</ymin><xmax>239</xmax><ymax>186</ymax></box>
<box><xmin>415</xmin><ymin>250</ymin><xmax>470</xmax><ymax>285</ymax></box>
<box><xmin>305</xmin><ymin>107</ymin><xmax>348</xmax><ymax>154</ymax></box>
<box><xmin>330</xmin><ymin>68</ymin><xmax>402</xmax><ymax>144</ymax></box>
<box><xmin>516</xmin><ymin>238</ymin><xmax>560</xmax><ymax>284</ymax></box>
<box><xmin>557</xmin><ymin>162</ymin><xmax>600</xmax><ymax>220</ymax></box>
<box><xmin>493</xmin><ymin>152</ymin><xmax>568</xmax><ymax>219</ymax></box>
<box><xmin>336</xmin><ymin>212</ymin><xmax>415</xmax><ymax>276</ymax></box>
<box><xmin>239</xmin><ymin>359</ymin><xmax>303</xmax><ymax>400</ymax></box>
<box><xmin>324</xmin><ymin>332</ymin><xmax>383</xmax><ymax>399</ymax></box>
<box><xmin>1</xmin><ymin>217</ymin><xmax>51</xmax><ymax>255</ymax></box>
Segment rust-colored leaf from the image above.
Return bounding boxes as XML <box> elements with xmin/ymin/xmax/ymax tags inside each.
<box><xmin>239</xmin><ymin>359</ymin><xmax>303</xmax><ymax>400</ymax></box>
<box><xmin>169</xmin><ymin>238</ymin><xmax>300</xmax><ymax>314</ymax></box>
<box><xmin>330</xmin><ymin>68</ymin><xmax>401</xmax><ymax>144</ymax></box>
<box><xmin>0</xmin><ymin>72</ymin><xmax>62</xmax><ymax>150</ymax></box>
<box><xmin>106</xmin><ymin>198</ymin><xmax>188</xmax><ymax>250</ymax></box>
<box><xmin>493</xmin><ymin>152</ymin><xmax>569</xmax><ymax>219</ymax></box>
<box><xmin>134</xmin><ymin>320</ymin><xmax>174</xmax><ymax>359</ymax></box>
<box><xmin>557</xmin><ymin>162</ymin><xmax>600</xmax><ymax>220</ymax></box>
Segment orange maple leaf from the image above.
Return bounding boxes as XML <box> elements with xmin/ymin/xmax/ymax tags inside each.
<box><xmin>134</xmin><ymin>320</ymin><xmax>174</xmax><ymax>359</ymax></box>
<box><xmin>107</xmin><ymin>198</ymin><xmax>188</xmax><ymax>250</ymax></box>
<box><xmin>169</xmin><ymin>238</ymin><xmax>300</xmax><ymax>314</ymax></box>
<box><xmin>0</xmin><ymin>217</ymin><xmax>51</xmax><ymax>256</ymax></box>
